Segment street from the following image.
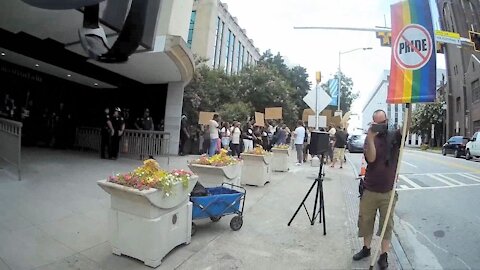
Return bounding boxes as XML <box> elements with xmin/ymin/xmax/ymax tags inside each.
<box><xmin>347</xmin><ymin>150</ymin><xmax>480</xmax><ymax>270</ymax></box>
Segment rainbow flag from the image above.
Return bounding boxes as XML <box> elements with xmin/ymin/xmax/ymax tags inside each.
<box><xmin>387</xmin><ymin>0</ymin><xmax>436</xmax><ymax>104</ymax></box>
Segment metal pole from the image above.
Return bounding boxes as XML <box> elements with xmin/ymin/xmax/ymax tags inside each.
<box><xmin>338</xmin><ymin>51</ymin><xmax>341</xmax><ymax>111</ymax></box>
<box><xmin>315</xmin><ymin>83</ymin><xmax>319</xmax><ymax>130</ymax></box>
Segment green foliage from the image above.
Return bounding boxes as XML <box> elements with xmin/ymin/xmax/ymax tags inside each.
<box><xmin>183</xmin><ymin>51</ymin><xmax>314</xmax><ymax>128</ymax></box>
<box><xmin>321</xmin><ymin>72</ymin><xmax>358</xmax><ymax>113</ymax></box>
<box><xmin>218</xmin><ymin>102</ymin><xmax>253</xmax><ymax>123</ymax></box>
<box><xmin>410</xmin><ymin>101</ymin><xmax>445</xmax><ymax>142</ymax></box>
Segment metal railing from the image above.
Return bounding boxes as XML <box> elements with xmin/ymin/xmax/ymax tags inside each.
<box><xmin>75</xmin><ymin>127</ymin><xmax>170</xmax><ymax>160</ymax></box>
<box><xmin>0</xmin><ymin>118</ymin><xmax>22</xmax><ymax>180</ymax></box>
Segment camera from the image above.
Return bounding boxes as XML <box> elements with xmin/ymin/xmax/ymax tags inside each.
<box><xmin>371</xmin><ymin>123</ymin><xmax>388</xmax><ymax>134</ymax></box>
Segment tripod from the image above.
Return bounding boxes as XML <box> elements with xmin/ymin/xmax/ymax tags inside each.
<box><xmin>287</xmin><ymin>153</ymin><xmax>326</xmax><ymax>235</ymax></box>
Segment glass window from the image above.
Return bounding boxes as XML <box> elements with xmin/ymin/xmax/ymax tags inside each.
<box><xmin>236</xmin><ymin>41</ymin><xmax>242</xmax><ymax>72</ymax></box>
<box><xmin>217</xmin><ymin>21</ymin><xmax>225</xmax><ymax>68</ymax></box>
<box><xmin>213</xmin><ymin>17</ymin><xmax>221</xmax><ymax>67</ymax></box>
<box><xmin>456</xmin><ymin>97</ymin><xmax>461</xmax><ymax>113</ymax></box>
<box><xmin>230</xmin><ymin>34</ymin><xmax>236</xmax><ymax>74</ymax></box>
<box><xmin>224</xmin><ymin>29</ymin><xmax>232</xmax><ymax>72</ymax></box>
<box><xmin>187</xmin><ymin>11</ymin><xmax>196</xmax><ymax>48</ymax></box>
<box><xmin>241</xmin><ymin>45</ymin><xmax>246</xmax><ymax>67</ymax></box>
<box><xmin>472</xmin><ymin>79</ymin><xmax>480</xmax><ymax>102</ymax></box>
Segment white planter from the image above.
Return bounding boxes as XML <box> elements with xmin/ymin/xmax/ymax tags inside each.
<box><xmin>188</xmin><ymin>162</ymin><xmax>242</xmax><ymax>187</ymax></box>
<box><xmin>240</xmin><ymin>153</ymin><xmax>272</xmax><ymax>186</ymax></box>
<box><xmin>271</xmin><ymin>148</ymin><xmax>290</xmax><ymax>172</ymax></box>
<box><xmin>97</xmin><ymin>176</ymin><xmax>197</xmax><ymax>268</ymax></box>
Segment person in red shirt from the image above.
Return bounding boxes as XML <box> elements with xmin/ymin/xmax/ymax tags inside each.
<box><xmin>353</xmin><ymin>109</ymin><xmax>402</xmax><ymax>269</ymax></box>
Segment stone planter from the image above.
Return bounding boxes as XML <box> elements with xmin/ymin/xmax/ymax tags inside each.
<box><xmin>240</xmin><ymin>153</ymin><xmax>272</xmax><ymax>186</ymax></box>
<box><xmin>188</xmin><ymin>162</ymin><xmax>242</xmax><ymax>187</ymax></box>
<box><xmin>271</xmin><ymin>148</ymin><xmax>290</xmax><ymax>172</ymax></box>
<box><xmin>97</xmin><ymin>176</ymin><xmax>197</xmax><ymax>268</ymax></box>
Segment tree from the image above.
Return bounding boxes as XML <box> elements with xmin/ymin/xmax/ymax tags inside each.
<box><xmin>321</xmin><ymin>72</ymin><xmax>358</xmax><ymax>113</ymax></box>
<box><xmin>184</xmin><ymin>51</ymin><xmax>313</xmax><ymax>128</ymax></box>
<box><xmin>218</xmin><ymin>102</ymin><xmax>253</xmax><ymax>123</ymax></box>
<box><xmin>410</xmin><ymin>100</ymin><xmax>445</xmax><ymax>146</ymax></box>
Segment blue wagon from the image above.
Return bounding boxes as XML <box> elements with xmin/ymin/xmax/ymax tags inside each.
<box><xmin>190</xmin><ymin>183</ymin><xmax>246</xmax><ymax>235</ymax></box>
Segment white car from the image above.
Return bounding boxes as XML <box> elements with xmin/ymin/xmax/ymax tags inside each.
<box><xmin>465</xmin><ymin>132</ymin><xmax>480</xmax><ymax>160</ymax></box>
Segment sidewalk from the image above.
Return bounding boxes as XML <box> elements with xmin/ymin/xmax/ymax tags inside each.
<box><xmin>0</xmin><ymin>148</ymin><xmax>397</xmax><ymax>269</ymax></box>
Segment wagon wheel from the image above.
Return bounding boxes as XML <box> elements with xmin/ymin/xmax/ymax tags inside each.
<box><xmin>230</xmin><ymin>215</ymin><xmax>243</xmax><ymax>231</ymax></box>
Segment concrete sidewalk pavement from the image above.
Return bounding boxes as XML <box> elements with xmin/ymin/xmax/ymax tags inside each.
<box><xmin>0</xmin><ymin>148</ymin><xmax>399</xmax><ymax>269</ymax></box>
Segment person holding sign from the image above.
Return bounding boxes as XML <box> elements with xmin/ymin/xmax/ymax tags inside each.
<box><xmin>353</xmin><ymin>110</ymin><xmax>401</xmax><ymax>269</ymax></box>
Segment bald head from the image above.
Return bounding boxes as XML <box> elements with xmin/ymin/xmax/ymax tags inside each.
<box><xmin>372</xmin><ymin>110</ymin><xmax>387</xmax><ymax>124</ymax></box>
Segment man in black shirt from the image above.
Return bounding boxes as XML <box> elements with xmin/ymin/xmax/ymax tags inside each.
<box><xmin>331</xmin><ymin>126</ymin><xmax>347</xmax><ymax>168</ymax></box>
<box><xmin>134</xmin><ymin>108</ymin><xmax>154</xmax><ymax>131</ymax></box>
<box><xmin>100</xmin><ymin>107</ymin><xmax>113</xmax><ymax>159</ymax></box>
<box><xmin>110</xmin><ymin>107</ymin><xmax>125</xmax><ymax>160</ymax></box>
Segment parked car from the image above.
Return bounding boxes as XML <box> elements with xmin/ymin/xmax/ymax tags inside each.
<box><xmin>442</xmin><ymin>136</ymin><xmax>469</xmax><ymax>158</ymax></box>
<box><xmin>465</xmin><ymin>132</ymin><xmax>480</xmax><ymax>160</ymax></box>
<box><xmin>347</xmin><ymin>134</ymin><xmax>366</xmax><ymax>153</ymax></box>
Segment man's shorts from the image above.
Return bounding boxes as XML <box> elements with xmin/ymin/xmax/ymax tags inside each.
<box><xmin>358</xmin><ymin>189</ymin><xmax>398</xmax><ymax>240</ymax></box>
<box><xmin>333</xmin><ymin>147</ymin><xmax>345</xmax><ymax>161</ymax></box>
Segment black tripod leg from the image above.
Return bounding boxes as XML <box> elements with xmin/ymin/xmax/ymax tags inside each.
<box><xmin>311</xmin><ymin>178</ymin><xmax>321</xmax><ymax>225</ymax></box>
<box><xmin>320</xmin><ymin>181</ymin><xmax>326</xmax><ymax>235</ymax></box>
<box><xmin>288</xmin><ymin>179</ymin><xmax>318</xmax><ymax>226</ymax></box>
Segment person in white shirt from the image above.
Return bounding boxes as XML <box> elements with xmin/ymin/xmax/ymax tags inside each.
<box><xmin>242</xmin><ymin>124</ymin><xmax>255</xmax><ymax>152</ymax></box>
<box><xmin>230</xmin><ymin>121</ymin><xmax>242</xmax><ymax>157</ymax></box>
<box><xmin>293</xmin><ymin>120</ymin><xmax>306</xmax><ymax>165</ymax></box>
<box><xmin>208</xmin><ymin>114</ymin><xmax>220</xmax><ymax>157</ymax></box>
<box><xmin>220</xmin><ymin>122</ymin><xmax>231</xmax><ymax>149</ymax></box>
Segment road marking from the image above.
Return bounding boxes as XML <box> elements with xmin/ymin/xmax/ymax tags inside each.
<box><xmin>399</xmin><ymin>184</ymin><xmax>410</xmax><ymax>189</ymax></box>
<box><xmin>399</xmin><ymin>175</ymin><xmax>421</xmax><ymax>188</ymax></box>
<box><xmin>401</xmin><ymin>160</ymin><xmax>418</xmax><ymax>168</ymax></box>
<box><xmin>427</xmin><ymin>174</ymin><xmax>457</xmax><ymax>186</ymax></box>
<box><xmin>460</xmin><ymin>173</ymin><xmax>480</xmax><ymax>183</ymax></box>
<box><xmin>435</xmin><ymin>174</ymin><xmax>466</xmax><ymax>186</ymax></box>
<box><xmin>404</xmin><ymin>151</ymin><xmax>480</xmax><ymax>173</ymax></box>
<box><xmin>397</xmin><ymin>183</ymin><xmax>480</xmax><ymax>191</ymax></box>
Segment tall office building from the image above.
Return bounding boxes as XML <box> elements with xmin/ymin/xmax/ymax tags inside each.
<box><xmin>436</xmin><ymin>0</ymin><xmax>480</xmax><ymax>137</ymax></box>
<box><xmin>188</xmin><ymin>0</ymin><xmax>261</xmax><ymax>74</ymax></box>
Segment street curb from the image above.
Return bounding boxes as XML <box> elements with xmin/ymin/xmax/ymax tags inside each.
<box><xmin>345</xmin><ymin>155</ymin><xmax>413</xmax><ymax>270</ymax></box>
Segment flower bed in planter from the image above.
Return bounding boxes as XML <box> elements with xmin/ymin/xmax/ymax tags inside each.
<box><xmin>240</xmin><ymin>146</ymin><xmax>272</xmax><ymax>186</ymax></box>
<box><xmin>188</xmin><ymin>149</ymin><xmax>242</xmax><ymax>187</ymax></box>
<box><xmin>97</xmin><ymin>159</ymin><xmax>197</xmax><ymax>268</ymax></box>
<box><xmin>271</xmin><ymin>144</ymin><xmax>290</xmax><ymax>172</ymax></box>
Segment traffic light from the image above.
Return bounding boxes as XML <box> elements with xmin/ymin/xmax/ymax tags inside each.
<box><xmin>315</xmin><ymin>71</ymin><xmax>321</xmax><ymax>84</ymax></box>
<box><xmin>376</xmin><ymin>31</ymin><xmax>392</xmax><ymax>47</ymax></box>
<box><xmin>469</xmin><ymin>31</ymin><xmax>480</xmax><ymax>52</ymax></box>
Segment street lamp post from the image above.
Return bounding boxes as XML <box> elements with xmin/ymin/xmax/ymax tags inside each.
<box><xmin>337</xmin><ymin>47</ymin><xmax>372</xmax><ymax>112</ymax></box>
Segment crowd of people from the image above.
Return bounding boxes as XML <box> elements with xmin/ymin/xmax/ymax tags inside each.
<box><xmin>179</xmin><ymin>113</ymin><xmax>349</xmax><ymax>167</ymax></box>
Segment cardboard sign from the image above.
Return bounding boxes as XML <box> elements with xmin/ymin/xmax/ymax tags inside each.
<box><xmin>307</xmin><ymin>115</ymin><xmax>327</xmax><ymax>128</ymax></box>
<box><xmin>199</xmin><ymin>112</ymin><xmax>215</xmax><ymax>125</ymax></box>
<box><xmin>321</xmin><ymin>110</ymin><xmax>333</xmax><ymax>125</ymax></box>
<box><xmin>302</xmin><ymin>109</ymin><xmax>315</xmax><ymax>122</ymax></box>
<box><xmin>265</xmin><ymin>107</ymin><xmax>283</xmax><ymax>120</ymax></box>
<box><xmin>332</xmin><ymin>115</ymin><xmax>342</xmax><ymax>127</ymax></box>
<box><xmin>254</xmin><ymin>112</ymin><xmax>265</xmax><ymax>127</ymax></box>
<box><xmin>341</xmin><ymin>111</ymin><xmax>351</xmax><ymax>124</ymax></box>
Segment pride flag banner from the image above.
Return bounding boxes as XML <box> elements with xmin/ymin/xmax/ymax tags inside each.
<box><xmin>388</xmin><ymin>0</ymin><xmax>436</xmax><ymax>104</ymax></box>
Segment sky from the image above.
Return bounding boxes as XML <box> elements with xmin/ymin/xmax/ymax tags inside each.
<box><xmin>221</xmin><ymin>0</ymin><xmax>445</xmax><ymax>128</ymax></box>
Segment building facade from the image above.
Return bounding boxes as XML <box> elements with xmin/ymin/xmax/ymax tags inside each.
<box><xmin>436</xmin><ymin>0</ymin><xmax>480</xmax><ymax>138</ymax></box>
<box><xmin>0</xmin><ymin>0</ymin><xmax>196</xmax><ymax>155</ymax></box>
<box><xmin>188</xmin><ymin>0</ymin><xmax>261</xmax><ymax>73</ymax></box>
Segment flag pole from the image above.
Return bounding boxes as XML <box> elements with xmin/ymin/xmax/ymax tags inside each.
<box><xmin>369</xmin><ymin>103</ymin><xmax>411</xmax><ymax>269</ymax></box>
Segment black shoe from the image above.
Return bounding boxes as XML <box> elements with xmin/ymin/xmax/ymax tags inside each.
<box><xmin>377</xmin><ymin>252</ymin><xmax>388</xmax><ymax>269</ymax></box>
<box><xmin>353</xmin><ymin>246</ymin><xmax>371</xmax><ymax>261</ymax></box>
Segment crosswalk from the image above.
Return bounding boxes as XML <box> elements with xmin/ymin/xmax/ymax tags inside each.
<box><xmin>397</xmin><ymin>173</ymin><xmax>480</xmax><ymax>191</ymax></box>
